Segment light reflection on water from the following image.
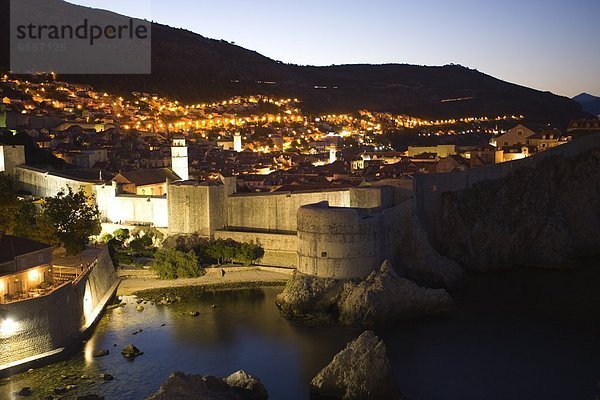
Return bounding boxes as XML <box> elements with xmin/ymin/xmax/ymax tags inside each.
<box><xmin>0</xmin><ymin>287</ymin><xmax>360</xmax><ymax>400</ymax></box>
<box><xmin>1</xmin><ymin>268</ymin><xmax>600</xmax><ymax>400</ymax></box>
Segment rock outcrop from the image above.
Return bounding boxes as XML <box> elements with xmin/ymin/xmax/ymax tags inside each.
<box><xmin>276</xmin><ymin>261</ymin><xmax>455</xmax><ymax>326</ymax></box>
<box><xmin>393</xmin><ymin>200</ymin><xmax>465</xmax><ymax>290</ymax></box>
<box><xmin>338</xmin><ymin>261</ymin><xmax>455</xmax><ymax>325</ymax></box>
<box><xmin>310</xmin><ymin>331</ymin><xmax>403</xmax><ymax>400</ymax></box>
<box><xmin>439</xmin><ymin>149</ymin><xmax>600</xmax><ymax>270</ymax></box>
<box><xmin>275</xmin><ymin>272</ymin><xmax>343</xmax><ymax>320</ymax></box>
<box><xmin>147</xmin><ymin>370</ymin><xmax>268</xmax><ymax>400</ymax></box>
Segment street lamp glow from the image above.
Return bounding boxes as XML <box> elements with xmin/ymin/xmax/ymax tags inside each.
<box><xmin>0</xmin><ymin>318</ymin><xmax>20</xmax><ymax>337</ymax></box>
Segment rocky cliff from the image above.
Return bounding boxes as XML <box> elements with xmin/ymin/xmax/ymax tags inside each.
<box><xmin>276</xmin><ymin>261</ymin><xmax>455</xmax><ymax>326</ymax></box>
<box><xmin>392</xmin><ymin>200</ymin><xmax>466</xmax><ymax>290</ymax></box>
<box><xmin>439</xmin><ymin>148</ymin><xmax>600</xmax><ymax>270</ymax></box>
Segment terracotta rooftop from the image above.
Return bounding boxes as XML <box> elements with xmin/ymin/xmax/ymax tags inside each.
<box><xmin>114</xmin><ymin>168</ymin><xmax>180</xmax><ymax>186</ymax></box>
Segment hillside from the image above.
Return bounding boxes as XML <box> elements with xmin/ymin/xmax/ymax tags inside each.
<box><xmin>574</xmin><ymin>93</ymin><xmax>600</xmax><ymax>117</ymax></box>
<box><xmin>0</xmin><ymin>0</ymin><xmax>587</xmax><ymax>125</ymax></box>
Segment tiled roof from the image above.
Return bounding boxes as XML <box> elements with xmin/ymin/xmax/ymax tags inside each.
<box><xmin>0</xmin><ymin>235</ymin><xmax>52</xmax><ymax>264</ymax></box>
<box><xmin>114</xmin><ymin>168</ymin><xmax>180</xmax><ymax>186</ymax></box>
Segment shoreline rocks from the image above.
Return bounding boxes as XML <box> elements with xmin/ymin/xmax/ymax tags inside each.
<box><xmin>310</xmin><ymin>331</ymin><xmax>404</xmax><ymax>400</ymax></box>
<box><xmin>146</xmin><ymin>370</ymin><xmax>268</xmax><ymax>400</ymax></box>
<box><xmin>276</xmin><ymin>260</ymin><xmax>455</xmax><ymax>326</ymax></box>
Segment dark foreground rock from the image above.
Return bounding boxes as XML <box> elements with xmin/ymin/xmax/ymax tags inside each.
<box><xmin>310</xmin><ymin>331</ymin><xmax>404</xmax><ymax>400</ymax></box>
<box><xmin>147</xmin><ymin>370</ymin><xmax>268</xmax><ymax>400</ymax></box>
<box><xmin>276</xmin><ymin>260</ymin><xmax>455</xmax><ymax>326</ymax></box>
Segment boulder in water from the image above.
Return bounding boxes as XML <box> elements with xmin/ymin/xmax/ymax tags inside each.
<box><xmin>121</xmin><ymin>344</ymin><xmax>143</xmax><ymax>359</ymax></box>
<box><xmin>310</xmin><ymin>331</ymin><xmax>403</xmax><ymax>400</ymax></box>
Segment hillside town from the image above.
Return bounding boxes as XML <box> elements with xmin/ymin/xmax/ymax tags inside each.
<box><xmin>2</xmin><ymin>73</ymin><xmax>593</xmax><ymax>194</ymax></box>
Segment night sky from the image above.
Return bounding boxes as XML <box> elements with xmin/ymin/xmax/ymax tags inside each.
<box><xmin>69</xmin><ymin>0</ymin><xmax>600</xmax><ymax>98</ymax></box>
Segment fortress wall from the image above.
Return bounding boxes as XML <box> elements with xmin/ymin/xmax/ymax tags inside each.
<box><xmin>297</xmin><ymin>202</ymin><xmax>387</xmax><ymax>279</ymax></box>
<box><xmin>226</xmin><ymin>190</ymin><xmax>351</xmax><ymax>232</ymax></box>
<box><xmin>214</xmin><ymin>230</ymin><xmax>298</xmax><ymax>268</ymax></box>
<box><xmin>95</xmin><ymin>185</ymin><xmax>168</xmax><ymax>227</ymax></box>
<box><xmin>0</xmin><ymin>283</ymin><xmax>79</xmax><ymax>367</ymax></box>
<box><xmin>208</xmin><ymin>184</ymin><xmax>227</xmax><ymax>236</ymax></box>
<box><xmin>349</xmin><ymin>186</ymin><xmax>394</xmax><ymax>209</ymax></box>
<box><xmin>16</xmin><ymin>166</ymin><xmax>95</xmax><ymax>198</ymax></box>
<box><xmin>414</xmin><ymin>134</ymin><xmax>600</xmax><ymax>247</ymax></box>
<box><xmin>0</xmin><ymin>145</ymin><xmax>25</xmax><ymax>176</ymax></box>
<box><xmin>168</xmin><ymin>184</ymin><xmax>212</xmax><ymax>236</ymax></box>
<box><xmin>0</xmin><ymin>247</ymin><xmax>117</xmax><ymax>371</ymax></box>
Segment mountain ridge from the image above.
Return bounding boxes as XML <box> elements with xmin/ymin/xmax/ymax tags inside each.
<box><xmin>573</xmin><ymin>93</ymin><xmax>600</xmax><ymax>116</ymax></box>
<box><xmin>0</xmin><ymin>0</ymin><xmax>588</xmax><ymax>125</ymax></box>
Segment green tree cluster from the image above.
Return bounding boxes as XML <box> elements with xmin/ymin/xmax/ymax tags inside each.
<box><xmin>42</xmin><ymin>187</ymin><xmax>101</xmax><ymax>254</ymax></box>
<box><xmin>151</xmin><ymin>248</ymin><xmax>204</xmax><ymax>280</ymax></box>
<box><xmin>205</xmin><ymin>239</ymin><xmax>265</xmax><ymax>266</ymax></box>
<box><xmin>0</xmin><ymin>177</ymin><xmax>100</xmax><ymax>254</ymax></box>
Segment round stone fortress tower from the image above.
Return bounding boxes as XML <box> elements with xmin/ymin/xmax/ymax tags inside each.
<box><xmin>297</xmin><ymin>201</ymin><xmax>386</xmax><ymax>279</ymax></box>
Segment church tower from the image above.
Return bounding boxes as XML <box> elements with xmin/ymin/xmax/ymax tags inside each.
<box><xmin>329</xmin><ymin>144</ymin><xmax>338</xmax><ymax>164</ymax></box>
<box><xmin>234</xmin><ymin>132</ymin><xmax>243</xmax><ymax>152</ymax></box>
<box><xmin>171</xmin><ymin>135</ymin><xmax>189</xmax><ymax>181</ymax></box>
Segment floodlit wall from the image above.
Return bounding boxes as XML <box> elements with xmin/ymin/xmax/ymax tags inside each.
<box><xmin>214</xmin><ymin>230</ymin><xmax>298</xmax><ymax>268</ymax></box>
<box><xmin>15</xmin><ymin>166</ymin><xmax>95</xmax><ymax>198</ymax></box>
<box><xmin>168</xmin><ymin>183</ymin><xmax>226</xmax><ymax>237</ymax></box>
<box><xmin>95</xmin><ymin>184</ymin><xmax>168</xmax><ymax>228</ymax></box>
<box><xmin>226</xmin><ymin>189</ymin><xmax>352</xmax><ymax>232</ymax></box>
<box><xmin>297</xmin><ymin>202</ymin><xmax>393</xmax><ymax>279</ymax></box>
<box><xmin>0</xmin><ymin>145</ymin><xmax>25</xmax><ymax>176</ymax></box>
<box><xmin>0</xmin><ymin>247</ymin><xmax>117</xmax><ymax>371</ymax></box>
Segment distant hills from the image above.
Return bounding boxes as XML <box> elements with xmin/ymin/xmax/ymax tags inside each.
<box><xmin>0</xmin><ymin>0</ymin><xmax>589</xmax><ymax>126</ymax></box>
<box><xmin>573</xmin><ymin>93</ymin><xmax>600</xmax><ymax>117</ymax></box>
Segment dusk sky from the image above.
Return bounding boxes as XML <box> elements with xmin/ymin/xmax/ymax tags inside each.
<box><xmin>69</xmin><ymin>0</ymin><xmax>600</xmax><ymax>98</ymax></box>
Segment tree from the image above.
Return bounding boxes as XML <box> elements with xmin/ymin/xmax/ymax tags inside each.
<box><xmin>42</xmin><ymin>187</ymin><xmax>101</xmax><ymax>255</ymax></box>
<box><xmin>205</xmin><ymin>239</ymin><xmax>264</xmax><ymax>266</ymax></box>
<box><xmin>0</xmin><ymin>175</ymin><xmax>20</xmax><ymax>233</ymax></box>
<box><xmin>113</xmin><ymin>228</ymin><xmax>130</xmax><ymax>244</ymax></box>
<box><xmin>151</xmin><ymin>248</ymin><xmax>204</xmax><ymax>280</ymax></box>
<box><xmin>128</xmin><ymin>233</ymin><xmax>155</xmax><ymax>257</ymax></box>
<box><xmin>233</xmin><ymin>241</ymin><xmax>265</xmax><ymax>266</ymax></box>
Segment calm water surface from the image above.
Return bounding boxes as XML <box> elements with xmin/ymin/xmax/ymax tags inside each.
<box><xmin>1</xmin><ymin>267</ymin><xmax>599</xmax><ymax>400</ymax></box>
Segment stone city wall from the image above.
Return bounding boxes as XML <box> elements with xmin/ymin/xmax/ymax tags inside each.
<box><xmin>0</xmin><ymin>247</ymin><xmax>117</xmax><ymax>373</ymax></box>
<box><xmin>297</xmin><ymin>202</ymin><xmax>392</xmax><ymax>279</ymax></box>
<box><xmin>15</xmin><ymin>165</ymin><xmax>95</xmax><ymax>198</ymax></box>
<box><xmin>0</xmin><ymin>145</ymin><xmax>26</xmax><ymax>176</ymax></box>
<box><xmin>95</xmin><ymin>184</ymin><xmax>168</xmax><ymax>228</ymax></box>
<box><xmin>167</xmin><ymin>183</ymin><xmax>225</xmax><ymax>237</ymax></box>
<box><xmin>214</xmin><ymin>229</ymin><xmax>298</xmax><ymax>268</ymax></box>
<box><xmin>226</xmin><ymin>189</ymin><xmax>351</xmax><ymax>232</ymax></box>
